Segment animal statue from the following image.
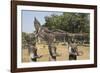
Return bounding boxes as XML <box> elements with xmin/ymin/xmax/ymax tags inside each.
<box><xmin>34</xmin><ymin>17</ymin><xmax>58</xmax><ymax>60</ymax></box>
<box><xmin>33</xmin><ymin>17</ymin><xmax>84</xmax><ymax>61</ymax></box>
<box><xmin>34</xmin><ymin>17</ymin><xmax>69</xmax><ymax>60</ymax></box>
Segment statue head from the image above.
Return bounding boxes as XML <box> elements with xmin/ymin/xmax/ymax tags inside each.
<box><xmin>34</xmin><ymin>17</ymin><xmax>41</xmax><ymax>33</ymax></box>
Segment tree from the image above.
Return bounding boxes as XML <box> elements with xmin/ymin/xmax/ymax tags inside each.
<box><xmin>44</xmin><ymin>12</ymin><xmax>90</xmax><ymax>33</ymax></box>
<box><xmin>22</xmin><ymin>32</ymin><xmax>36</xmax><ymax>49</ymax></box>
<box><xmin>43</xmin><ymin>12</ymin><xmax>90</xmax><ymax>43</ymax></box>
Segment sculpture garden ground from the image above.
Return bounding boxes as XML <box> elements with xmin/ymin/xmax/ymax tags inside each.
<box><xmin>22</xmin><ymin>42</ymin><xmax>89</xmax><ymax>62</ymax></box>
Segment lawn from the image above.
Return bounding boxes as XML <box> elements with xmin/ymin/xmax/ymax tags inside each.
<box><xmin>22</xmin><ymin>42</ymin><xmax>90</xmax><ymax>62</ymax></box>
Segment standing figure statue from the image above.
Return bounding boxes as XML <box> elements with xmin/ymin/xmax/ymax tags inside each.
<box><xmin>68</xmin><ymin>40</ymin><xmax>83</xmax><ymax>60</ymax></box>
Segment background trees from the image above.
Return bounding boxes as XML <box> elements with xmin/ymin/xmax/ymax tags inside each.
<box><xmin>22</xmin><ymin>32</ymin><xmax>36</xmax><ymax>49</ymax></box>
<box><xmin>44</xmin><ymin>12</ymin><xmax>90</xmax><ymax>33</ymax></box>
<box><xmin>43</xmin><ymin>12</ymin><xmax>90</xmax><ymax>43</ymax></box>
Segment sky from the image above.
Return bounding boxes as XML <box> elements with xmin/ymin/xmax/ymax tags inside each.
<box><xmin>22</xmin><ymin>10</ymin><xmax>62</xmax><ymax>33</ymax></box>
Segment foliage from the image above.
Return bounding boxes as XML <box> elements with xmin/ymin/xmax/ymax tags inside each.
<box><xmin>44</xmin><ymin>12</ymin><xmax>90</xmax><ymax>33</ymax></box>
<box><xmin>43</xmin><ymin>12</ymin><xmax>90</xmax><ymax>43</ymax></box>
<box><xmin>22</xmin><ymin>32</ymin><xmax>36</xmax><ymax>49</ymax></box>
